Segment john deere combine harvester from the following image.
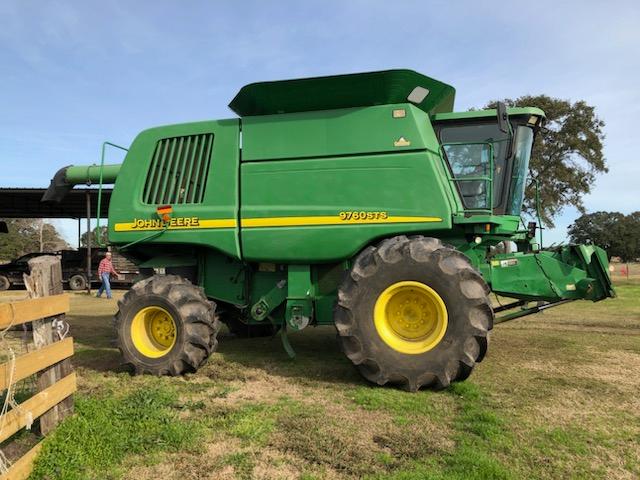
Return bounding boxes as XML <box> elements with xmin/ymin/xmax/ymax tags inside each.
<box><xmin>44</xmin><ymin>70</ymin><xmax>614</xmax><ymax>391</ymax></box>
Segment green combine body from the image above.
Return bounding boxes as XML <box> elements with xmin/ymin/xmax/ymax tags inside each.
<box><xmin>44</xmin><ymin>70</ymin><xmax>614</xmax><ymax>390</ymax></box>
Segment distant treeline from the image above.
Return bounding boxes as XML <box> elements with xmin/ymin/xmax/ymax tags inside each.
<box><xmin>569</xmin><ymin>212</ymin><xmax>640</xmax><ymax>262</ymax></box>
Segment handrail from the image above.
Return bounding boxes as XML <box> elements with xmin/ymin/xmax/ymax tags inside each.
<box><xmin>96</xmin><ymin>142</ymin><xmax>128</xmax><ymax>246</ymax></box>
<box><xmin>534</xmin><ymin>178</ymin><xmax>543</xmax><ymax>247</ymax></box>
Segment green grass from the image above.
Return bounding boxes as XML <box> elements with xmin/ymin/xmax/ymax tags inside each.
<box><xmin>438</xmin><ymin>383</ymin><xmax>512</xmax><ymax>480</ymax></box>
<box><xmin>350</xmin><ymin>386</ymin><xmax>442</xmax><ymax>420</ymax></box>
<box><xmin>363</xmin><ymin>382</ymin><xmax>513</xmax><ymax>480</ymax></box>
<box><xmin>29</xmin><ymin>387</ymin><xmax>203</xmax><ymax>480</ymax></box>
<box><xmin>0</xmin><ymin>279</ymin><xmax>636</xmax><ymax>479</ymax></box>
<box><xmin>218</xmin><ymin>403</ymin><xmax>278</xmax><ymax>445</ymax></box>
<box><xmin>219</xmin><ymin>452</ymin><xmax>255</xmax><ymax>480</ymax></box>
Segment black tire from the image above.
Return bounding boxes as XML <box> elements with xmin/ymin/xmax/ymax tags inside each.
<box><xmin>221</xmin><ymin>309</ymin><xmax>276</xmax><ymax>338</ymax></box>
<box><xmin>0</xmin><ymin>275</ymin><xmax>9</xmax><ymax>291</ymax></box>
<box><xmin>334</xmin><ymin>235</ymin><xmax>493</xmax><ymax>391</ymax></box>
<box><xmin>68</xmin><ymin>274</ymin><xmax>87</xmax><ymax>291</ymax></box>
<box><xmin>114</xmin><ymin>274</ymin><xmax>220</xmax><ymax>375</ymax></box>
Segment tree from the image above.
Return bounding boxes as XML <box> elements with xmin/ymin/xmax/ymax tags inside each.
<box><xmin>0</xmin><ymin>219</ymin><xmax>69</xmax><ymax>261</ymax></box>
<box><xmin>567</xmin><ymin>211</ymin><xmax>624</xmax><ymax>254</ymax></box>
<box><xmin>616</xmin><ymin>212</ymin><xmax>640</xmax><ymax>262</ymax></box>
<box><xmin>486</xmin><ymin>96</ymin><xmax>607</xmax><ymax>226</ymax></box>
<box><xmin>80</xmin><ymin>226</ymin><xmax>108</xmax><ymax>247</ymax></box>
<box><xmin>568</xmin><ymin>211</ymin><xmax>640</xmax><ymax>261</ymax></box>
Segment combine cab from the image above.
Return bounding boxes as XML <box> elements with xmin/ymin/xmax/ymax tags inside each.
<box><xmin>44</xmin><ymin>70</ymin><xmax>614</xmax><ymax>390</ymax></box>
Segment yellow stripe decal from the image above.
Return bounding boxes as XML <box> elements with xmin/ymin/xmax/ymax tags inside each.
<box><xmin>240</xmin><ymin>216</ymin><xmax>442</xmax><ymax>228</ymax></box>
<box><xmin>114</xmin><ymin>215</ymin><xmax>442</xmax><ymax>232</ymax></box>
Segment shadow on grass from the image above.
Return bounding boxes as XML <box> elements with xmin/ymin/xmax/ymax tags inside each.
<box><xmin>68</xmin><ymin>306</ymin><xmax>364</xmax><ymax>386</ymax></box>
<box><xmin>68</xmin><ymin>314</ymin><xmax>114</xmax><ymax>348</ymax></box>
<box><xmin>73</xmin><ymin>348</ymin><xmax>125</xmax><ymax>372</ymax></box>
<box><xmin>211</xmin><ymin>326</ymin><xmax>365</xmax><ymax>387</ymax></box>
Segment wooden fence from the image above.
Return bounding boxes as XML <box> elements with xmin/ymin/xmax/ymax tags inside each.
<box><xmin>0</xmin><ymin>256</ymin><xmax>75</xmax><ymax>480</ymax></box>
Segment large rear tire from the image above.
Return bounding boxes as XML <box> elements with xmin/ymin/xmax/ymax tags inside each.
<box><xmin>114</xmin><ymin>274</ymin><xmax>219</xmax><ymax>375</ymax></box>
<box><xmin>0</xmin><ymin>275</ymin><xmax>10</xmax><ymax>291</ymax></box>
<box><xmin>334</xmin><ymin>236</ymin><xmax>493</xmax><ymax>391</ymax></box>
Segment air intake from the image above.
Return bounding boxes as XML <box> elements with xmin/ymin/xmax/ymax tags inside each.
<box><xmin>143</xmin><ymin>134</ymin><xmax>214</xmax><ymax>205</ymax></box>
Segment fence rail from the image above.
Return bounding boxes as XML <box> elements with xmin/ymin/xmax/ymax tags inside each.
<box><xmin>0</xmin><ymin>294</ymin><xmax>69</xmax><ymax>329</ymax></box>
<box><xmin>0</xmin><ymin>256</ymin><xmax>75</xmax><ymax>480</ymax></box>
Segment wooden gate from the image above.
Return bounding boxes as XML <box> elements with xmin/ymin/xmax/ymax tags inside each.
<box><xmin>0</xmin><ymin>256</ymin><xmax>76</xmax><ymax>480</ymax></box>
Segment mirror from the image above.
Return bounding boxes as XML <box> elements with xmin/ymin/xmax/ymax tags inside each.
<box><xmin>497</xmin><ymin>101</ymin><xmax>509</xmax><ymax>134</ymax></box>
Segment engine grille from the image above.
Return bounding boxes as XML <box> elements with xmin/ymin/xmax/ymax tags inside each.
<box><xmin>143</xmin><ymin>133</ymin><xmax>214</xmax><ymax>204</ymax></box>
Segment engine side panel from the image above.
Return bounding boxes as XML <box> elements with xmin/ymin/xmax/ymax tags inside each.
<box><xmin>240</xmin><ymin>150</ymin><xmax>453</xmax><ymax>262</ymax></box>
<box><xmin>108</xmin><ymin>119</ymin><xmax>241</xmax><ymax>259</ymax></box>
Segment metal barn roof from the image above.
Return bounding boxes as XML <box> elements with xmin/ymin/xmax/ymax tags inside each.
<box><xmin>0</xmin><ymin>188</ymin><xmax>111</xmax><ymax>219</ymax></box>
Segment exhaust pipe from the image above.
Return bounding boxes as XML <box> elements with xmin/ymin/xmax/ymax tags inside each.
<box><xmin>42</xmin><ymin>164</ymin><xmax>121</xmax><ymax>202</ymax></box>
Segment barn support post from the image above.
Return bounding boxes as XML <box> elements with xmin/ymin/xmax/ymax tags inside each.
<box><xmin>85</xmin><ymin>190</ymin><xmax>91</xmax><ymax>294</ymax></box>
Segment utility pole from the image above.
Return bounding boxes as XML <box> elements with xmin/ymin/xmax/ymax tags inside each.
<box><xmin>86</xmin><ymin>191</ymin><xmax>91</xmax><ymax>294</ymax></box>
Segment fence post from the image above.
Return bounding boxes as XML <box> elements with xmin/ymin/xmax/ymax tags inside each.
<box><xmin>23</xmin><ymin>256</ymin><xmax>74</xmax><ymax>435</ymax></box>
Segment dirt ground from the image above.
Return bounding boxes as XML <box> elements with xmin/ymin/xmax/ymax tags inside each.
<box><xmin>1</xmin><ymin>274</ymin><xmax>638</xmax><ymax>479</ymax></box>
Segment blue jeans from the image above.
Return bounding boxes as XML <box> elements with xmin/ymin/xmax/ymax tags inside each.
<box><xmin>96</xmin><ymin>272</ymin><xmax>112</xmax><ymax>298</ymax></box>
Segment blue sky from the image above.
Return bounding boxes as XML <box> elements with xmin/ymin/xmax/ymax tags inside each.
<box><xmin>1</xmin><ymin>0</ymin><xmax>639</xmax><ymax>245</ymax></box>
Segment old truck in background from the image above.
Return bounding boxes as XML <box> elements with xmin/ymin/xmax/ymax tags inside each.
<box><xmin>0</xmin><ymin>248</ymin><xmax>138</xmax><ymax>291</ymax></box>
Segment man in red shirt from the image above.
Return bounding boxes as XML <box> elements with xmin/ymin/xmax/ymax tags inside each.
<box><xmin>96</xmin><ymin>252</ymin><xmax>118</xmax><ymax>299</ymax></box>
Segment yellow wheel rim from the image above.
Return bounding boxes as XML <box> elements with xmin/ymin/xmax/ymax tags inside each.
<box><xmin>130</xmin><ymin>306</ymin><xmax>177</xmax><ymax>358</ymax></box>
<box><xmin>374</xmin><ymin>281</ymin><xmax>448</xmax><ymax>354</ymax></box>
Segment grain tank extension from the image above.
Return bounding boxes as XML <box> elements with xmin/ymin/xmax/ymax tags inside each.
<box><xmin>44</xmin><ymin>70</ymin><xmax>614</xmax><ymax>391</ymax></box>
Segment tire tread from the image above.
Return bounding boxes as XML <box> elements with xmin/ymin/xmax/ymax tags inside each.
<box><xmin>114</xmin><ymin>274</ymin><xmax>219</xmax><ymax>376</ymax></box>
<box><xmin>334</xmin><ymin>236</ymin><xmax>493</xmax><ymax>391</ymax></box>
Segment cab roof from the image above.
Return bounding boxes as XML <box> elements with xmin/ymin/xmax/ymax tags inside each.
<box><xmin>228</xmin><ymin>69</ymin><xmax>456</xmax><ymax>117</ymax></box>
<box><xmin>432</xmin><ymin>107</ymin><xmax>546</xmax><ymax>122</ymax></box>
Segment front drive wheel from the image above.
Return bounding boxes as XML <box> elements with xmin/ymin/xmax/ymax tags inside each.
<box><xmin>114</xmin><ymin>274</ymin><xmax>220</xmax><ymax>375</ymax></box>
<box><xmin>0</xmin><ymin>275</ymin><xmax>10</xmax><ymax>291</ymax></box>
<box><xmin>335</xmin><ymin>236</ymin><xmax>493</xmax><ymax>391</ymax></box>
